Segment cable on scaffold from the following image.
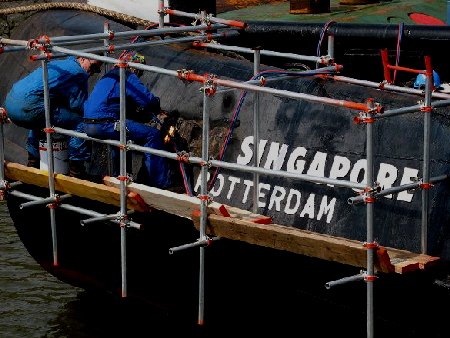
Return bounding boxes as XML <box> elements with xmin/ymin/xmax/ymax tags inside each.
<box><xmin>207</xmin><ymin>67</ymin><xmax>341</xmax><ymax>191</ymax></box>
<box><xmin>393</xmin><ymin>22</ymin><xmax>404</xmax><ymax>84</ymax></box>
<box><xmin>316</xmin><ymin>20</ymin><xmax>336</xmax><ymax>69</ymax></box>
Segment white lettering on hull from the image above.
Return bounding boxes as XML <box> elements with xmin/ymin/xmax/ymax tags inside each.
<box><xmin>194</xmin><ymin>136</ymin><xmax>419</xmax><ymax>223</ymax></box>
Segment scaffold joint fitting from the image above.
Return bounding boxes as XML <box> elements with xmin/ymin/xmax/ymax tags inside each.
<box><xmin>199</xmin><ymin>160</ymin><xmax>211</xmax><ymax>167</ymax></box>
<box><xmin>176</xmin><ymin>151</ymin><xmax>190</xmax><ymax>163</ymax></box>
<box><xmin>116</xmin><ymin>59</ymin><xmax>128</xmax><ymax>68</ymax></box>
<box><xmin>419</xmin><ymin>182</ymin><xmax>433</xmax><ymax>189</ymax></box>
<box><xmin>363</xmin><ymin>242</ymin><xmax>379</xmax><ymax>249</ymax></box>
<box><xmin>116</xmin><ymin>213</ymin><xmax>128</xmax><ymax>222</ymax></box>
<box><xmin>200</xmin><ymin>73</ymin><xmax>217</xmax><ymax>96</ymax></box>
<box><xmin>364</xmin><ymin>275</ymin><xmax>377</xmax><ymax>282</ymax></box>
<box><xmin>259</xmin><ymin>76</ymin><xmax>266</xmax><ymax>86</ymax></box>
<box><xmin>198</xmin><ymin>194</ymin><xmax>212</xmax><ymax>202</ymax></box>
<box><xmin>43</xmin><ymin>128</ymin><xmax>55</xmax><ymax>133</ymax></box>
<box><xmin>420</xmin><ymin>106</ymin><xmax>433</xmax><ymax>113</ymax></box>
<box><xmin>0</xmin><ymin>107</ymin><xmax>10</xmax><ymax>124</ymax></box>
<box><xmin>157</xmin><ymin>7</ymin><xmax>169</xmax><ymax>16</ymax></box>
<box><xmin>177</xmin><ymin>68</ymin><xmax>194</xmax><ymax>81</ymax></box>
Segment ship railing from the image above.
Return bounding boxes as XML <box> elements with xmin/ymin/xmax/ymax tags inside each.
<box><xmin>0</xmin><ymin>9</ymin><xmax>449</xmax><ymax>336</ymax></box>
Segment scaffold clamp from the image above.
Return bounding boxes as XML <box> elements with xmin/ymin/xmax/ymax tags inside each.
<box><xmin>177</xmin><ymin>68</ymin><xmax>194</xmax><ymax>81</ymax></box>
<box><xmin>0</xmin><ymin>180</ymin><xmax>10</xmax><ymax>201</ymax></box>
<box><xmin>176</xmin><ymin>150</ymin><xmax>191</xmax><ymax>163</ymax></box>
<box><xmin>0</xmin><ymin>107</ymin><xmax>10</xmax><ymax>124</ymax></box>
<box><xmin>198</xmin><ymin>194</ymin><xmax>213</xmax><ymax>204</ymax></box>
<box><xmin>325</xmin><ymin>271</ymin><xmax>368</xmax><ymax>289</ymax></box>
<box><xmin>363</xmin><ymin>241</ymin><xmax>379</xmax><ymax>249</ymax></box>
<box><xmin>201</xmin><ymin>73</ymin><xmax>217</xmax><ymax>96</ymax></box>
<box><xmin>168</xmin><ymin>236</ymin><xmax>220</xmax><ymax>254</ymax></box>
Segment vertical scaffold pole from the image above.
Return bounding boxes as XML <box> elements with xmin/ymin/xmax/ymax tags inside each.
<box><xmin>421</xmin><ymin>57</ymin><xmax>433</xmax><ymax>255</ymax></box>
<box><xmin>103</xmin><ymin>22</ymin><xmax>111</xmax><ymax>74</ymax></box>
<box><xmin>365</xmin><ymin>99</ymin><xmax>375</xmax><ymax>338</ymax></box>
<box><xmin>42</xmin><ymin>59</ymin><xmax>58</xmax><ymax>266</ymax></box>
<box><xmin>0</xmin><ymin>111</ymin><xmax>5</xmax><ymax>180</ymax></box>
<box><xmin>252</xmin><ymin>48</ymin><xmax>260</xmax><ymax>214</ymax></box>
<box><xmin>328</xmin><ymin>34</ymin><xmax>335</xmax><ymax>60</ymax></box>
<box><xmin>119</xmin><ymin>64</ymin><xmax>128</xmax><ymax>297</ymax></box>
<box><xmin>104</xmin><ymin>22</ymin><xmax>114</xmax><ymax>176</ymax></box>
<box><xmin>198</xmin><ymin>87</ymin><xmax>211</xmax><ymax>325</ymax></box>
<box><xmin>158</xmin><ymin>0</ymin><xmax>165</xmax><ymax>29</ymax></box>
<box><xmin>0</xmin><ymin>107</ymin><xmax>7</xmax><ymax>198</ymax></box>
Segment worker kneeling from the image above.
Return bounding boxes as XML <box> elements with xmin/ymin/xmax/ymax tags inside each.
<box><xmin>83</xmin><ymin>51</ymin><xmax>171</xmax><ymax>189</ymax></box>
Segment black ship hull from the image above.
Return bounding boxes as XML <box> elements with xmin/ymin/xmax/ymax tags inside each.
<box><xmin>2</xmin><ymin>8</ymin><xmax>450</xmax><ymax>337</ymax></box>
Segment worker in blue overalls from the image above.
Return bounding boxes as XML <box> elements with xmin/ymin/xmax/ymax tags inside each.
<box><xmin>83</xmin><ymin>51</ymin><xmax>171</xmax><ymax>189</ymax></box>
<box><xmin>4</xmin><ymin>55</ymin><xmax>103</xmax><ymax>178</ymax></box>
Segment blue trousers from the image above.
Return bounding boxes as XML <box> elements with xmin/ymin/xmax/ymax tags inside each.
<box><xmin>85</xmin><ymin>120</ymin><xmax>171</xmax><ymax>189</ymax></box>
<box><xmin>5</xmin><ymin>102</ymin><xmax>90</xmax><ymax>161</ymax></box>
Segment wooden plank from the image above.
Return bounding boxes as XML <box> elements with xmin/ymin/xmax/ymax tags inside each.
<box><xmin>6</xmin><ymin>162</ymin><xmax>440</xmax><ymax>274</ymax></box>
<box><xmin>104</xmin><ymin>176</ymin><xmax>273</xmax><ymax>222</ymax></box>
<box><xmin>104</xmin><ymin>176</ymin><xmax>251</xmax><ymax>219</ymax></box>
<box><xmin>191</xmin><ymin>213</ymin><xmax>440</xmax><ymax>274</ymax></box>
<box><xmin>4</xmin><ymin>162</ymin><xmax>147</xmax><ymax>212</ymax></box>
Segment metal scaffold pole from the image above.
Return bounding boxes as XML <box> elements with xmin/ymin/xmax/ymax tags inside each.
<box><xmin>198</xmin><ymin>85</ymin><xmax>212</xmax><ymax>325</ymax></box>
<box><xmin>252</xmin><ymin>48</ymin><xmax>260</xmax><ymax>214</ymax></box>
<box><xmin>42</xmin><ymin>59</ymin><xmax>59</xmax><ymax>266</ymax></box>
<box><xmin>365</xmin><ymin>99</ymin><xmax>376</xmax><ymax>338</ymax></box>
<box><xmin>158</xmin><ymin>0</ymin><xmax>165</xmax><ymax>28</ymax></box>
<box><xmin>421</xmin><ymin>56</ymin><xmax>433</xmax><ymax>255</ymax></box>
<box><xmin>119</xmin><ymin>63</ymin><xmax>128</xmax><ymax>297</ymax></box>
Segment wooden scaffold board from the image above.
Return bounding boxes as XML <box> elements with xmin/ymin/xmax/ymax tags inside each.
<box><xmin>4</xmin><ymin>162</ymin><xmax>440</xmax><ymax>274</ymax></box>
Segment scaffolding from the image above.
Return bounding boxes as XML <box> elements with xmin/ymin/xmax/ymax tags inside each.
<box><xmin>0</xmin><ymin>5</ymin><xmax>449</xmax><ymax>337</ymax></box>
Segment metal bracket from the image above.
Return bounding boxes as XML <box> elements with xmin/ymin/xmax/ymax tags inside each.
<box><xmin>168</xmin><ymin>236</ymin><xmax>220</xmax><ymax>254</ymax></box>
<box><xmin>20</xmin><ymin>194</ymin><xmax>71</xmax><ymax>209</ymax></box>
<box><xmin>325</xmin><ymin>271</ymin><xmax>376</xmax><ymax>289</ymax></box>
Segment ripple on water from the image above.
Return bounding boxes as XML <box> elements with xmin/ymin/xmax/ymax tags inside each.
<box><xmin>0</xmin><ymin>202</ymin><xmax>80</xmax><ymax>338</ymax></box>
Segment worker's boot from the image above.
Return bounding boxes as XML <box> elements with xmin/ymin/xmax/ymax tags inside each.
<box><xmin>27</xmin><ymin>152</ymin><xmax>40</xmax><ymax>169</ymax></box>
<box><xmin>68</xmin><ymin>159</ymin><xmax>90</xmax><ymax>177</ymax></box>
<box><xmin>69</xmin><ymin>160</ymin><xmax>102</xmax><ymax>183</ymax></box>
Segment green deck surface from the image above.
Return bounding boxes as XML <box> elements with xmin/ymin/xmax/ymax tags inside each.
<box><xmin>218</xmin><ymin>0</ymin><xmax>447</xmax><ymax>24</ymax></box>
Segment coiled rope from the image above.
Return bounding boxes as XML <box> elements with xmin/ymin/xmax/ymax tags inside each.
<box><xmin>0</xmin><ymin>1</ymin><xmax>156</xmax><ymax>27</ymax></box>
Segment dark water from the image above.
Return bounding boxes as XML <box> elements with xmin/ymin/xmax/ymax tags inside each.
<box><xmin>1</xmin><ymin>201</ymin><xmax>78</xmax><ymax>338</ymax></box>
<box><xmin>2</xmin><ymin>198</ymin><xmax>449</xmax><ymax>338</ymax></box>
<box><xmin>0</xmin><ymin>201</ymin><xmax>207</xmax><ymax>337</ymax></box>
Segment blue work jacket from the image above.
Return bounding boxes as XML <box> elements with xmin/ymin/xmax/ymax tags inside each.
<box><xmin>5</xmin><ymin>56</ymin><xmax>89</xmax><ymax>121</ymax></box>
<box><xmin>84</xmin><ymin>68</ymin><xmax>160</xmax><ymax>120</ymax></box>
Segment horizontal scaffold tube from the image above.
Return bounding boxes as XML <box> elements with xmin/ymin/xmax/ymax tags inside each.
<box><xmin>0</xmin><ymin>37</ymin><xmax>29</xmax><ymax>47</ymax></box>
<box><xmin>330</xmin><ymin>76</ymin><xmax>450</xmax><ymax>100</ymax></box>
<box><xmin>47</xmin><ymin>24</ymin><xmax>227</xmax><ymax>44</ymax></box>
<box><xmin>46</xmin><ymin>47</ymin><xmax>368</xmax><ymax>112</ymax></box>
<box><xmin>31</xmin><ymin>30</ymin><xmax>240</xmax><ymax>61</ymax></box>
<box><xmin>216</xmin><ymin>66</ymin><xmax>343</xmax><ymax>92</ymax></box>
<box><xmin>192</xmin><ymin>42</ymin><xmax>324</xmax><ymax>64</ymax></box>
<box><xmin>374</xmin><ymin>99</ymin><xmax>450</xmax><ymax>120</ymax></box>
<box><xmin>325</xmin><ymin>273</ymin><xmax>367</xmax><ymax>289</ymax></box>
<box><xmin>20</xmin><ymin>193</ymin><xmax>72</xmax><ymax>209</ymax></box>
<box><xmin>8</xmin><ymin>190</ymin><xmax>141</xmax><ymax>229</ymax></box>
<box><xmin>164</xmin><ymin>9</ymin><xmax>248</xmax><ymax>29</ymax></box>
<box><xmin>348</xmin><ymin>175</ymin><xmax>448</xmax><ymax>205</ymax></box>
<box><xmin>52</xmin><ymin>127</ymin><xmax>367</xmax><ymax>190</ymax></box>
